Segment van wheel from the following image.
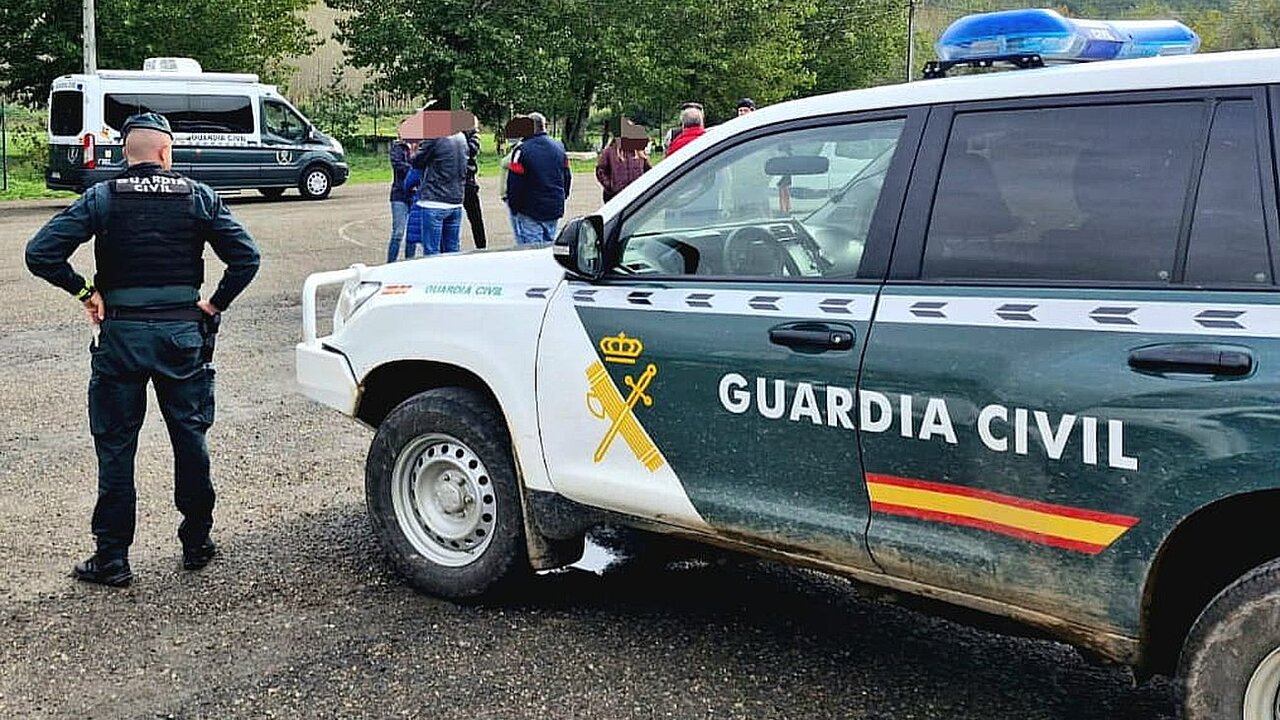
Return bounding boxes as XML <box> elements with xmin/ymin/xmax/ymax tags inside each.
<box><xmin>298</xmin><ymin>165</ymin><xmax>332</xmax><ymax>200</ymax></box>
<box><xmin>365</xmin><ymin>387</ymin><xmax>528</xmax><ymax>600</ymax></box>
<box><xmin>258</xmin><ymin>187</ymin><xmax>286</xmax><ymax>199</ymax></box>
<box><xmin>1179</xmin><ymin>557</ymin><xmax>1280</xmax><ymax>719</ymax></box>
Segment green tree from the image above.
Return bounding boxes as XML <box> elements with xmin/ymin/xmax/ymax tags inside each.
<box><xmin>0</xmin><ymin>0</ymin><xmax>318</xmax><ymax>103</ymax></box>
<box><xmin>333</xmin><ymin>0</ymin><xmax>824</xmax><ymax>145</ymax></box>
<box><xmin>1221</xmin><ymin>0</ymin><xmax>1280</xmax><ymax>48</ymax></box>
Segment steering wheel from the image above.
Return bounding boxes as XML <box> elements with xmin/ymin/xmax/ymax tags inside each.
<box><xmin>722</xmin><ymin>226</ymin><xmax>800</xmax><ymax>277</ymax></box>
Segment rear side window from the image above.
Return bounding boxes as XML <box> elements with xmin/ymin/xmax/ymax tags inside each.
<box><xmin>50</xmin><ymin>91</ymin><xmax>84</xmax><ymax>136</ymax></box>
<box><xmin>104</xmin><ymin>94</ymin><xmax>189</xmax><ymax>131</ymax></box>
<box><xmin>922</xmin><ymin>102</ymin><xmax>1203</xmax><ymax>283</ymax></box>
<box><xmin>1185</xmin><ymin>100</ymin><xmax>1272</xmax><ymax>284</ymax></box>
<box><xmin>187</xmin><ymin>95</ymin><xmax>254</xmax><ymax>134</ymax></box>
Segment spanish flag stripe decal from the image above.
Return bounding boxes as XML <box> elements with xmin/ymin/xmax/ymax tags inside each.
<box><xmin>866</xmin><ymin>473</ymin><xmax>1138</xmax><ymax>556</ymax></box>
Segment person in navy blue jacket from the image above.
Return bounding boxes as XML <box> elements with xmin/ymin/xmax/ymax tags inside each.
<box><xmin>386</xmin><ymin>138</ymin><xmax>414</xmax><ymax>262</ymax></box>
<box><xmin>505</xmin><ymin>112</ymin><xmax>572</xmax><ymax>245</ymax></box>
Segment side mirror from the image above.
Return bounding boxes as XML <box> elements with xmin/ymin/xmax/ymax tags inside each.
<box><xmin>553</xmin><ymin>215</ymin><xmax>607</xmax><ymax>279</ymax></box>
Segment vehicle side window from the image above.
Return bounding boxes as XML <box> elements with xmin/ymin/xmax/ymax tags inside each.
<box><xmin>922</xmin><ymin>102</ymin><xmax>1203</xmax><ymax>283</ymax></box>
<box><xmin>263</xmin><ymin>101</ymin><xmax>306</xmax><ymax>143</ymax></box>
<box><xmin>104</xmin><ymin>94</ymin><xmax>189</xmax><ymax>132</ymax></box>
<box><xmin>1185</xmin><ymin>100</ymin><xmax>1272</xmax><ymax>285</ymax></box>
<box><xmin>187</xmin><ymin>95</ymin><xmax>254</xmax><ymax>135</ymax></box>
<box><xmin>615</xmin><ymin>119</ymin><xmax>905</xmax><ymax>279</ymax></box>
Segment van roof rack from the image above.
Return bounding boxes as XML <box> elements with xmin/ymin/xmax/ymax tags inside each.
<box><xmin>921</xmin><ymin>53</ymin><xmax>1046</xmax><ymax>80</ymax></box>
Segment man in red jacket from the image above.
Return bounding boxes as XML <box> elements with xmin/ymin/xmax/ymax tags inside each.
<box><xmin>665</xmin><ymin>105</ymin><xmax>706</xmax><ymax>157</ymax></box>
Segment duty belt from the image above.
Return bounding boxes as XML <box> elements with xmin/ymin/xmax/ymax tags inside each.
<box><xmin>105</xmin><ymin>306</ymin><xmax>204</xmax><ymax>322</ymax></box>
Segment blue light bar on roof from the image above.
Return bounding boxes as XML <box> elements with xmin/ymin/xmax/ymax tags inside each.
<box><xmin>1109</xmin><ymin>20</ymin><xmax>1202</xmax><ymax>58</ymax></box>
<box><xmin>935</xmin><ymin>9</ymin><xmax>1199</xmax><ymax>64</ymax></box>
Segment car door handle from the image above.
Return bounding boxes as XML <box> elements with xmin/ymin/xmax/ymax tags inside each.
<box><xmin>1128</xmin><ymin>344</ymin><xmax>1254</xmax><ymax>377</ymax></box>
<box><xmin>769</xmin><ymin>323</ymin><xmax>855</xmax><ymax>352</ymax></box>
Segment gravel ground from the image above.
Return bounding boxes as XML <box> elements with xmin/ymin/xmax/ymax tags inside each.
<box><xmin>0</xmin><ymin>179</ymin><xmax>1177</xmax><ymax>719</ymax></box>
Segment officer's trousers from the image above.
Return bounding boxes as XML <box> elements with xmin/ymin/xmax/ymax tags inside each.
<box><xmin>88</xmin><ymin>319</ymin><xmax>215</xmax><ymax>560</ymax></box>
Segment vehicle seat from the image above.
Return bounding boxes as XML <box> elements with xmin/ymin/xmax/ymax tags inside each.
<box><xmin>924</xmin><ymin>150</ymin><xmax>1020</xmax><ymax>277</ymax></box>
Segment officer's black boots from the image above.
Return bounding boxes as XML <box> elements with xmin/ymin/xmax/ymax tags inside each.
<box><xmin>72</xmin><ymin>556</ymin><xmax>133</xmax><ymax>587</ymax></box>
<box><xmin>182</xmin><ymin>539</ymin><xmax>217</xmax><ymax>571</ymax></box>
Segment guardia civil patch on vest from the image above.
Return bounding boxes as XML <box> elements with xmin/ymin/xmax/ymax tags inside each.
<box><xmin>112</xmin><ymin>175</ymin><xmax>193</xmax><ymax>195</ymax></box>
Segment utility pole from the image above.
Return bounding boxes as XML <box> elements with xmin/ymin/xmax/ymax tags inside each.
<box><xmin>2</xmin><ymin>100</ymin><xmax>8</xmax><ymax>193</ymax></box>
<box><xmin>83</xmin><ymin>0</ymin><xmax>97</xmax><ymax>74</ymax></box>
<box><xmin>906</xmin><ymin>0</ymin><xmax>916</xmax><ymax>81</ymax></box>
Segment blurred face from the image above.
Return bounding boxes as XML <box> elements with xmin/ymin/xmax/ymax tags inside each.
<box><xmin>737</xmin><ymin>106</ymin><xmax>753</xmax><ymax>117</ymax></box>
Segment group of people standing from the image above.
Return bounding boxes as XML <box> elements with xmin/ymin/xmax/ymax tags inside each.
<box><xmin>385</xmin><ymin>97</ymin><xmax>759</xmax><ymax>261</ymax></box>
<box><xmin>386</xmin><ymin>118</ymin><xmax>486</xmax><ymax>263</ymax></box>
<box><xmin>386</xmin><ymin>111</ymin><xmax>571</xmax><ymax>261</ymax></box>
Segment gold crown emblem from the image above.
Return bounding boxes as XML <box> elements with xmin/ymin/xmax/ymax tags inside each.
<box><xmin>600</xmin><ymin>332</ymin><xmax>643</xmax><ymax>364</ymax></box>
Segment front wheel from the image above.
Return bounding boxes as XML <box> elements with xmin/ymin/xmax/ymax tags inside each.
<box><xmin>365</xmin><ymin>387</ymin><xmax>528</xmax><ymax>599</ymax></box>
<box><xmin>298</xmin><ymin>165</ymin><xmax>332</xmax><ymax>200</ymax></box>
<box><xmin>1179</xmin><ymin>557</ymin><xmax>1280</xmax><ymax>719</ymax></box>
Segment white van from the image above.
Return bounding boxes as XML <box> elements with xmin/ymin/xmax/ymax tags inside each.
<box><xmin>46</xmin><ymin>57</ymin><xmax>348</xmax><ymax>199</ymax></box>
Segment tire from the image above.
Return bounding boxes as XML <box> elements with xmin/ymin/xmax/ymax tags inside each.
<box><xmin>1179</xmin><ymin>557</ymin><xmax>1280</xmax><ymax>719</ymax></box>
<box><xmin>365</xmin><ymin>387</ymin><xmax>528</xmax><ymax>599</ymax></box>
<box><xmin>258</xmin><ymin>187</ymin><xmax>286</xmax><ymax>199</ymax></box>
<box><xmin>298</xmin><ymin>165</ymin><xmax>332</xmax><ymax>200</ymax></box>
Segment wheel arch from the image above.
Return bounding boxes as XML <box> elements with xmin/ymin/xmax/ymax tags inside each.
<box><xmin>356</xmin><ymin>359</ymin><xmax>582</xmax><ymax>570</ymax></box>
<box><xmin>1138</xmin><ymin>489</ymin><xmax>1280</xmax><ymax>678</ymax></box>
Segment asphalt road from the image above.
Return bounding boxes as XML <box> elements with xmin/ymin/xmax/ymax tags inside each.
<box><xmin>0</xmin><ymin>179</ymin><xmax>1178</xmax><ymax>719</ymax></box>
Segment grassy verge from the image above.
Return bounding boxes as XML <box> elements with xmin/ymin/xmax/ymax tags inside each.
<box><xmin>2</xmin><ymin>117</ymin><xmax>75</xmax><ymax>201</ymax></box>
<box><xmin>0</xmin><ymin>172</ymin><xmax>76</xmax><ymax>201</ymax></box>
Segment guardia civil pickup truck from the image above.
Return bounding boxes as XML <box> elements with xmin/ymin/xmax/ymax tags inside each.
<box><xmin>297</xmin><ymin>11</ymin><xmax>1280</xmax><ymax>718</ymax></box>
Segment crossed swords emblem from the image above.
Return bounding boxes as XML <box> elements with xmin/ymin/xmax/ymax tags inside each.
<box><xmin>585</xmin><ymin>359</ymin><xmax>665</xmax><ymax>472</ymax></box>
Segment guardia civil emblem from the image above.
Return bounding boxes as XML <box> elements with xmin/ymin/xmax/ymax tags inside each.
<box><xmin>585</xmin><ymin>332</ymin><xmax>664</xmax><ymax>472</ymax></box>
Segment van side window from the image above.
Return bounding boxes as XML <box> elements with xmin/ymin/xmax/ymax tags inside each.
<box><xmin>1185</xmin><ymin>100</ymin><xmax>1272</xmax><ymax>285</ymax></box>
<box><xmin>263</xmin><ymin>101</ymin><xmax>307</xmax><ymax>143</ymax></box>
<box><xmin>922</xmin><ymin>102</ymin><xmax>1203</xmax><ymax>283</ymax></box>
<box><xmin>104</xmin><ymin>94</ymin><xmax>187</xmax><ymax>131</ymax></box>
<box><xmin>187</xmin><ymin>95</ymin><xmax>254</xmax><ymax>134</ymax></box>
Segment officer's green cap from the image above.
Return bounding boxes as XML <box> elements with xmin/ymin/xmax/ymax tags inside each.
<box><xmin>121</xmin><ymin>112</ymin><xmax>173</xmax><ymax>139</ymax></box>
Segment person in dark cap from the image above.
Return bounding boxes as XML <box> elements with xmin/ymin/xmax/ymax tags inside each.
<box><xmin>24</xmin><ymin>112</ymin><xmax>261</xmax><ymax>587</ymax></box>
<box><xmin>737</xmin><ymin>98</ymin><xmax>757</xmax><ymax>116</ymax></box>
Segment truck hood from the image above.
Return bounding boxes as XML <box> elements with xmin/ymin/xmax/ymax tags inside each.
<box><xmin>360</xmin><ymin>244</ymin><xmax>566</xmax><ymax>288</ymax></box>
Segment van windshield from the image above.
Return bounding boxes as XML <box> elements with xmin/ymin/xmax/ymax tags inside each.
<box><xmin>50</xmin><ymin>91</ymin><xmax>84</xmax><ymax>137</ymax></box>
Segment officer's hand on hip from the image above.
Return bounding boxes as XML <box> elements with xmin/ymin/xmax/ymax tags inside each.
<box><xmin>83</xmin><ymin>292</ymin><xmax>105</xmax><ymax>325</ymax></box>
<box><xmin>197</xmin><ymin>299</ymin><xmax>220</xmax><ymax>316</ymax></box>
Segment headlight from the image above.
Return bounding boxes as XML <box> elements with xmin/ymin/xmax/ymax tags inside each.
<box><xmin>331</xmin><ymin>138</ymin><xmax>344</xmax><ymax>155</ymax></box>
<box><xmin>333</xmin><ymin>279</ymin><xmax>381</xmax><ymax>330</ymax></box>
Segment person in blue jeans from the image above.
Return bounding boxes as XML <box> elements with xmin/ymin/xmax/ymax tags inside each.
<box><xmin>402</xmin><ymin>167</ymin><xmax>427</xmax><ymax>258</ymax></box>
<box><xmin>408</xmin><ymin>132</ymin><xmax>469</xmax><ymax>254</ymax></box>
<box><xmin>386</xmin><ymin>138</ymin><xmax>413</xmax><ymax>262</ymax></box>
<box><xmin>506</xmin><ymin>112</ymin><xmax>571</xmax><ymax>245</ymax></box>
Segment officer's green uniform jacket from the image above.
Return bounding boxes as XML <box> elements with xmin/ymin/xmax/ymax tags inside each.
<box><xmin>24</xmin><ymin>163</ymin><xmax>260</xmax><ymax>310</ymax></box>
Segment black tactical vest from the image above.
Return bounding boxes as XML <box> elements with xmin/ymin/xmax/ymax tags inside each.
<box><xmin>95</xmin><ymin>166</ymin><xmax>203</xmax><ymax>291</ymax></box>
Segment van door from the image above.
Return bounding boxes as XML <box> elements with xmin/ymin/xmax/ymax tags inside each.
<box><xmin>46</xmin><ymin>83</ymin><xmax>88</xmax><ymax>189</ymax></box>
<box><xmin>860</xmin><ymin>89</ymin><xmax>1280</xmax><ymax>638</ymax></box>
<box><xmin>180</xmin><ymin>94</ymin><xmax>259</xmax><ymax>187</ymax></box>
<box><xmin>536</xmin><ymin>112</ymin><xmax>922</xmax><ymax>566</ymax></box>
<box><xmin>260</xmin><ymin>99</ymin><xmax>310</xmax><ymax>187</ymax></box>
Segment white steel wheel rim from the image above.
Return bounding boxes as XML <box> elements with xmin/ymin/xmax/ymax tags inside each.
<box><xmin>390</xmin><ymin>433</ymin><xmax>497</xmax><ymax>567</ymax></box>
<box><xmin>1244</xmin><ymin>646</ymin><xmax>1280</xmax><ymax>720</ymax></box>
<box><xmin>306</xmin><ymin>169</ymin><xmax>329</xmax><ymax>195</ymax></box>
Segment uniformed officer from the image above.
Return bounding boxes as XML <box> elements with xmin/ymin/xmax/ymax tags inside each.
<box><xmin>24</xmin><ymin>112</ymin><xmax>261</xmax><ymax>587</ymax></box>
